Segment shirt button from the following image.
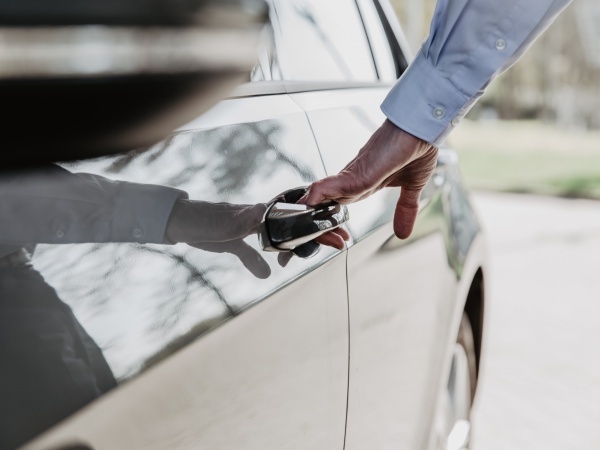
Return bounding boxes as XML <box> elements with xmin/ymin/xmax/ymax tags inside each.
<box><xmin>433</xmin><ymin>107</ymin><xmax>446</xmax><ymax>119</ymax></box>
<box><xmin>451</xmin><ymin>117</ymin><xmax>460</xmax><ymax>127</ymax></box>
<box><xmin>132</xmin><ymin>228</ymin><xmax>144</xmax><ymax>239</ymax></box>
<box><xmin>56</xmin><ymin>230</ymin><xmax>65</xmax><ymax>239</ymax></box>
<box><xmin>495</xmin><ymin>39</ymin><xmax>507</xmax><ymax>51</ymax></box>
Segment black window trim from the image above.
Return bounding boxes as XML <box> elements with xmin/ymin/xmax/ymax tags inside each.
<box><xmin>373</xmin><ymin>0</ymin><xmax>410</xmax><ymax>77</ymax></box>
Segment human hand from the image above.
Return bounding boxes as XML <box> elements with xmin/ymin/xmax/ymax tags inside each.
<box><xmin>299</xmin><ymin>120</ymin><xmax>438</xmax><ymax>242</ymax></box>
<box><xmin>165</xmin><ymin>200</ymin><xmax>271</xmax><ymax>278</ymax></box>
<box><xmin>266</xmin><ymin>187</ymin><xmax>351</xmax><ymax>252</ymax></box>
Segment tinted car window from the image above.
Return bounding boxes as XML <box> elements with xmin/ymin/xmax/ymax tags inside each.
<box><xmin>269</xmin><ymin>0</ymin><xmax>377</xmax><ymax>82</ymax></box>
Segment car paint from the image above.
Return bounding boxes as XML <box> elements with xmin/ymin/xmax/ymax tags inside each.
<box><xmin>16</xmin><ymin>1</ymin><xmax>487</xmax><ymax>449</ymax></box>
<box><xmin>21</xmin><ymin>94</ymin><xmax>350</xmax><ymax>449</ymax></box>
<box><xmin>291</xmin><ymin>87</ymin><xmax>485</xmax><ymax>449</ymax></box>
<box><xmin>21</xmin><ymin>102</ymin><xmax>485</xmax><ymax>450</ymax></box>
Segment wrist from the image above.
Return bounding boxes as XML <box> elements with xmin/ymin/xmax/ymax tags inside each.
<box><xmin>165</xmin><ymin>198</ymin><xmax>193</xmax><ymax>244</ymax></box>
<box><xmin>378</xmin><ymin>121</ymin><xmax>435</xmax><ymax>172</ymax></box>
<box><xmin>383</xmin><ymin>119</ymin><xmax>434</xmax><ymax>158</ymax></box>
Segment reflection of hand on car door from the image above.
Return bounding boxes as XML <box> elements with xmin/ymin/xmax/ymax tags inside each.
<box><xmin>166</xmin><ymin>200</ymin><xmax>271</xmax><ymax>279</ymax></box>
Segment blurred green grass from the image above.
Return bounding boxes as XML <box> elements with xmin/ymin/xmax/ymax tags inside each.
<box><xmin>449</xmin><ymin>120</ymin><xmax>600</xmax><ymax>199</ymax></box>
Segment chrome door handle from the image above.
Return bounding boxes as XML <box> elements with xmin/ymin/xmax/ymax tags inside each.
<box><xmin>259</xmin><ymin>187</ymin><xmax>349</xmax><ymax>258</ymax></box>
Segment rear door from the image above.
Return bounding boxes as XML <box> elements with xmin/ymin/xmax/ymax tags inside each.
<box><xmin>13</xmin><ymin>79</ymin><xmax>349</xmax><ymax>450</ymax></box>
<box><xmin>283</xmin><ymin>1</ymin><xmax>459</xmax><ymax>448</ymax></box>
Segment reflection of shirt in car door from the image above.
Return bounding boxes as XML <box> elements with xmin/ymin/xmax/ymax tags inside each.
<box><xmin>0</xmin><ymin>164</ymin><xmax>187</xmax><ymax>258</ymax></box>
<box><xmin>0</xmin><ymin>165</ymin><xmax>187</xmax><ymax>450</ymax></box>
<box><xmin>0</xmin><ymin>266</ymin><xmax>117</xmax><ymax>450</ymax></box>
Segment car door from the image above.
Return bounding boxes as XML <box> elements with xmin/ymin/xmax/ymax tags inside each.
<box><xmin>281</xmin><ymin>1</ymin><xmax>461</xmax><ymax>448</ymax></box>
<box><xmin>13</xmin><ymin>90</ymin><xmax>349</xmax><ymax>449</ymax></box>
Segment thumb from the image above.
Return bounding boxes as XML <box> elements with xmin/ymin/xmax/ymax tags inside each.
<box><xmin>228</xmin><ymin>240</ymin><xmax>272</xmax><ymax>279</ymax></box>
<box><xmin>393</xmin><ymin>187</ymin><xmax>422</xmax><ymax>239</ymax></box>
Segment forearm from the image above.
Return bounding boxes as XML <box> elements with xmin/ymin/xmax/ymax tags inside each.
<box><xmin>382</xmin><ymin>0</ymin><xmax>572</xmax><ymax>145</ymax></box>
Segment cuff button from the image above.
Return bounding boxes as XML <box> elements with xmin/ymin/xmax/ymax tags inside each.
<box><xmin>132</xmin><ymin>228</ymin><xmax>144</xmax><ymax>239</ymax></box>
<box><xmin>433</xmin><ymin>107</ymin><xmax>446</xmax><ymax>119</ymax></box>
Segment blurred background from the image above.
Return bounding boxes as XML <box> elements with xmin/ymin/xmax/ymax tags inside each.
<box><xmin>391</xmin><ymin>1</ymin><xmax>600</xmax><ymax>448</ymax></box>
<box><xmin>393</xmin><ymin>0</ymin><xmax>600</xmax><ymax>199</ymax></box>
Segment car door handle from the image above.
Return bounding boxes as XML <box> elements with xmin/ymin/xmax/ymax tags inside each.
<box><xmin>258</xmin><ymin>186</ymin><xmax>349</xmax><ymax>258</ymax></box>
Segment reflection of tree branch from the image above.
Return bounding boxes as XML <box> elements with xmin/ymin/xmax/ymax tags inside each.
<box><xmin>34</xmin><ymin>243</ymin><xmax>233</xmax><ymax>341</ymax></box>
<box><xmin>143</xmin><ymin>247</ymin><xmax>234</xmax><ymax>316</ymax></box>
<box><xmin>168</xmin><ymin>163</ymin><xmax>209</xmax><ymax>187</ymax></box>
<box><xmin>273</xmin><ymin>148</ymin><xmax>314</xmax><ymax>181</ymax></box>
<box><xmin>91</xmin><ymin>120</ymin><xmax>315</xmax><ymax>197</ymax></box>
<box><xmin>105</xmin><ymin>148</ymin><xmax>151</xmax><ymax>174</ymax></box>
<box><xmin>40</xmin><ymin>118</ymin><xmax>316</xmax><ymax>378</ymax></box>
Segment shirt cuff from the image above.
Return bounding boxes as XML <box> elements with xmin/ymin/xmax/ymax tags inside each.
<box><xmin>111</xmin><ymin>182</ymin><xmax>189</xmax><ymax>244</ymax></box>
<box><xmin>381</xmin><ymin>51</ymin><xmax>472</xmax><ymax>146</ymax></box>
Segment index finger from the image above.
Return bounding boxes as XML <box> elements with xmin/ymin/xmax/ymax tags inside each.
<box><xmin>297</xmin><ymin>184</ymin><xmax>325</xmax><ymax>206</ymax></box>
<box><xmin>298</xmin><ymin>176</ymin><xmax>342</xmax><ymax>206</ymax></box>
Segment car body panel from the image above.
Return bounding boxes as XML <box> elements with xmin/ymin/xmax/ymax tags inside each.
<box><xmin>22</xmin><ymin>255</ymin><xmax>349</xmax><ymax>450</ymax></box>
<box><xmin>29</xmin><ymin>95</ymin><xmax>342</xmax><ymax>378</ymax></box>
<box><xmin>16</xmin><ymin>94</ymin><xmax>350</xmax><ymax>450</ymax></box>
<box><xmin>291</xmin><ymin>87</ymin><xmax>471</xmax><ymax>448</ymax></box>
<box><xmin>5</xmin><ymin>1</ymin><xmax>489</xmax><ymax>449</ymax></box>
<box><xmin>289</xmin><ymin>87</ymin><xmax>396</xmax><ymax>240</ymax></box>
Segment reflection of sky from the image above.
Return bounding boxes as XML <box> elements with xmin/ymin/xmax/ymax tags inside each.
<box><xmin>35</xmin><ymin>115</ymin><xmax>336</xmax><ymax>379</ymax></box>
<box><xmin>270</xmin><ymin>0</ymin><xmax>377</xmax><ymax>82</ymax></box>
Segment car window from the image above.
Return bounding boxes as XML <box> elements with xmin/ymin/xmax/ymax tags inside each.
<box><xmin>250</xmin><ymin>23</ymin><xmax>282</xmax><ymax>81</ymax></box>
<box><xmin>268</xmin><ymin>0</ymin><xmax>378</xmax><ymax>82</ymax></box>
<box><xmin>356</xmin><ymin>0</ymin><xmax>398</xmax><ymax>82</ymax></box>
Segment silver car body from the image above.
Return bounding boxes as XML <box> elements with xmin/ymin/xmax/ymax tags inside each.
<box><xmin>19</xmin><ymin>1</ymin><xmax>487</xmax><ymax>449</ymax></box>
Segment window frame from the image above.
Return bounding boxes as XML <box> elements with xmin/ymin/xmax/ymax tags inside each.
<box><xmin>371</xmin><ymin>0</ymin><xmax>410</xmax><ymax>78</ymax></box>
<box><xmin>232</xmin><ymin>0</ymin><xmax>410</xmax><ymax>99</ymax></box>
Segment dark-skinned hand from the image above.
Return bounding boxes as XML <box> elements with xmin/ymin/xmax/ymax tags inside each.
<box><xmin>299</xmin><ymin>120</ymin><xmax>438</xmax><ymax>247</ymax></box>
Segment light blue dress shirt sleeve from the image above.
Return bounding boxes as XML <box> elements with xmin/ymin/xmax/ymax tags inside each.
<box><xmin>381</xmin><ymin>0</ymin><xmax>573</xmax><ymax>146</ymax></box>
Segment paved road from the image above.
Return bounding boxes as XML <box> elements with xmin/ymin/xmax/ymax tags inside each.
<box><xmin>470</xmin><ymin>192</ymin><xmax>600</xmax><ymax>449</ymax></box>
